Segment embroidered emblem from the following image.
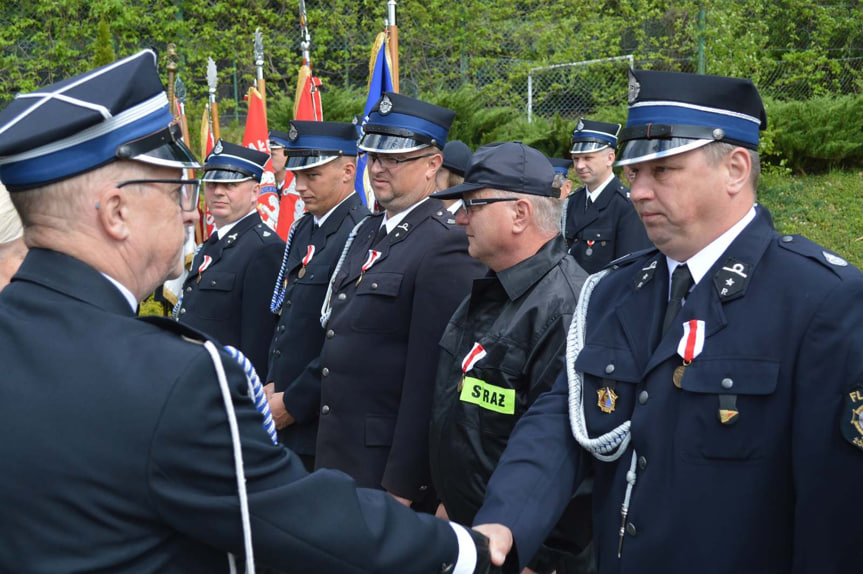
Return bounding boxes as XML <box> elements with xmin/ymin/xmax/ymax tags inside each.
<box><xmin>841</xmin><ymin>385</ymin><xmax>863</xmax><ymax>451</ymax></box>
<box><xmin>288</xmin><ymin>122</ymin><xmax>299</xmax><ymax>141</ymax></box>
<box><xmin>823</xmin><ymin>251</ymin><xmax>848</xmax><ymax>267</ymax></box>
<box><xmin>213</xmin><ymin>140</ymin><xmax>223</xmax><ymax>155</ymax></box>
<box><xmin>713</xmin><ymin>258</ymin><xmax>751</xmax><ymax>301</ymax></box>
<box><xmin>633</xmin><ymin>259</ymin><xmax>658</xmax><ymax>290</ymax></box>
<box><xmin>576</xmin><ymin>118</ymin><xmax>585</xmax><ymax>132</ymax></box>
<box><xmin>379</xmin><ymin>95</ymin><xmax>393</xmax><ymax>115</ymax></box>
<box><xmin>718</xmin><ymin>394</ymin><xmax>739</xmax><ymax>425</ymax></box>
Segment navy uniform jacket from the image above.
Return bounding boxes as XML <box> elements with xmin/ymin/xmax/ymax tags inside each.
<box><xmin>564</xmin><ymin>176</ymin><xmax>652</xmax><ymax>274</ymax></box>
<box><xmin>268</xmin><ymin>193</ymin><xmax>368</xmax><ymax>455</ymax></box>
<box><xmin>316</xmin><ymin>198</ymin><xmax>487</xmax><ymax>501</ymax></box>
<box><xmin>0</xmin><ymin>249</ymin><xmax>475</xmax><ymax>573</ymax></box>
<box><xmin>178</xmin><ymin>211</ymin><xmax>283</xmax><ymax>379</ymax></box>
<box><xmin>475</xmin><ymin>207</ymin><xmax>863</xmax><ymax>573</ymax></box>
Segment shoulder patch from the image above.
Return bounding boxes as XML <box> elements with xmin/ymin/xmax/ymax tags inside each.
<box><xmin>254</xmin><ymin>223</ymin><xmax>284</xmax><ymax>244</ymax></box>
<box><xmin>777</xmin><ymin>235</ymin><xmax>860</xmax><ymax>279</ymax></box>
<box><xmin>841</xmin><ymin>384</ymin><xmax>863</xmax><ymax>452</ymax></box>
<box><xmin>137</xmin><ymin>315</ymin><xmax>219</xmax><ymax>346</ymax></box>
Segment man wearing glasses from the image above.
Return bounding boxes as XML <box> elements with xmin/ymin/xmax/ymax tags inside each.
<box><xmin>175</xmin><ymin>139</ymin><xmax>284</xmax><ymax>378</ymax></box>
<box><xmin>429</xmin><ymin>142</ymin><xmax>590</xmax><ymax>574</ymax></box>
<box><xmin>315</xmin><ymin>92</ymin><xmax>485</xmax><ymax>512</ymax></box>
<box><xmin>0</xmin><ymin>51</ymin><xmax>499</xmax><ymax>573</ymax></box>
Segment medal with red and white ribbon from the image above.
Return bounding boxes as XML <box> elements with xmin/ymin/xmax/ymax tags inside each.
<box><xmin>458</xmin><ymin>342</ymin><xmax>487</xmax><ymax>392</ymax></box>
<box><xmin>298</xmin><ymin>245</ymin><xmax>315</xmax><ymax>279</ymax></box>
<box><xmin>356</xmin><ymin>250</ymin><xmax>382</xmax><ymax>287</ymax></box>
<box><xmin>196</xmin><ymin>255</ymin><xmax>213</xmax><ymax>284</ymax></box>
<box><xmin>585</xmin><ymin>240</ymin><xmax>595</xmax><ymax>256</ymax></box>
<box><xmin>673</xmin><ymin>319</ymin><xmax>705</xmax><ymax>388</ymax></box>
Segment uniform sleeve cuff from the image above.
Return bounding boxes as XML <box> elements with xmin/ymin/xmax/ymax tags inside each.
<box><xmin>448</xmin><ymin>522</ymin><xmax>478</xmax><ymax>574</ymax></box>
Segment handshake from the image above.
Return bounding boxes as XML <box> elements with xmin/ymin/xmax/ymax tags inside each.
<box><xmin>441</xmin><ymin>524</ymin><xmax>513</xmax><ymax>574</ymax></box>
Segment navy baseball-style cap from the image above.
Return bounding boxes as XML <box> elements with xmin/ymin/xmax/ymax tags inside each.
<box><xmin>441</xmin><ymin>140</ymin><xmax>473</xmax><ymax>177</ymax></box>
<box><xmin>0</xmin><ymin>50</ymin><xmax>200</xmax><ymax>191</ymax></box>
<box><xmin>359</xmin><ymin>92</ymin><xmax>455</xmax><ymax>153</ymax></box>
<box><xmin>432</xmin><ymin>142</ymin><xmax>557</xmax><ymax>199</ymax></box>
<box><xmin>617</xmin><ymin>68</ymin><xmax>767</xmax><ymax>166</ymax></box>
<box><xmin>549</xmin><ymin>158</ymin><xmax>572</xmax><ymax>177</ymax></box>
<box><xmin>282</xmin><ymin>121</ymin><xmax>358</xmax><ymax>171</ymax></box>
<box><xmin>570</xmin><ymin>118</ymin><xmax>621</xmax><ymax>155</ymax></box>
<box><xmin>201</xmin><ymin>139</ymin><xmax>269</xmax><ymax>183</ymax></box>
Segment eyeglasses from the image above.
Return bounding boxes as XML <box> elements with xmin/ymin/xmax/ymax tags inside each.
<box><xmin>117</xmin><ymin>179</ymin><xmax>201</xmax><ymax>212</ymax></box>
<box><xmin>458</xmin><ymin>197</ymin><xmax>519</xmax><ymax>216</ymax></box>
<box><xmin>365</xmin><ymin>152</ymin><xmax>436</xmax><ymax>170</ymax></box>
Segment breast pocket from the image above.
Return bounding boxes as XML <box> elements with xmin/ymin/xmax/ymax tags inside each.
<box><xmin>351</xmin><ymin>272</ymin><xmax>404</xmax><ymax>333</ymax></box>
<box><xmin>195</xmin><ymin>271</ymin><xmax>236</xmax><ymax>319</ymax></box>
<box><xmin>289</xmin><ymin>262</ymin><xmax>331</xmax><ymax>317</ymax></box>
<box><xmin>676</xmin><ymin>358</ymin><xmax>779</xmax><ymax>461</ymax></box>
<box><xmin>575</xmin><ymin>344</ymin><xmax>642</xmax><ymax>436</ymax></box>
<box><xmin>581</xmin><ymin>226</ymin><xmax>614</xmax><ymax>257</ymax></box>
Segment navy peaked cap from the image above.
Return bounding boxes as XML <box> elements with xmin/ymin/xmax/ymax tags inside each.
<box><xmin>359</xmin><ymin>92</ymin><xmax>455</xmax><ymax>153</ymax></box>
<box><xmin>432</xmin><ymin>142</ymin><xmax>556</xmax><ymax>199</ymax></box>
<box><xmin>442</xmin><ymin>140</ymin><xmax>473</xmax><ymax>177</ymax></box>
<box><xmin>281</xmin><ymin>121</ymin><xmax>358</xmax><ymax>171</ymax></box>
<box><xmin>0</xmin><ymin>50</ymin><xmax>199</xmax><ymax>191</ymax></box>
<box><xmin>617</xmin><ymin>68</ymin><xmax>767</xmax><ymax>166</ymax></box>
<box><xmin>202</xmin><ymin>139</ymin><xmax>269</xmax><ymax>183</ymax></box>
<box><xmin>549</xmin><ymin>158</ymin><xmax>572</xmax><ymax>176</ymax></box>
<box><xmin>570</xmin><ymin>118</ymin><xmax>621</xmax><ymax>154</ymax></box>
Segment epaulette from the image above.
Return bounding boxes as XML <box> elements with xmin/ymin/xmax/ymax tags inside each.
<box><xmin>777</xmin><ymin>234</ymin><xmax>861</xmax><ymax>279</ymax></box>
<box><xmin>347</xmin><ymin>203</ymin><xmax>369</xmax><ymax>224</ymax></box>
<box><xmin>137</xmin><ymin>315</ymin><xmax>220</xmax><ymax>346</ymax></box>
<box><xmin>431</xmin><ymin>206</ymin><xmax>459</xmax><ymax>227</ymax></box>
<box><xmin>603</xmin><ymin>246</ymin><xmax>659</xmax><ymax>271</ymax></box>
<box><xmin>252</xmin><ymin>222</ymin><xmax>282</xmax><ymax>243</ymax></box>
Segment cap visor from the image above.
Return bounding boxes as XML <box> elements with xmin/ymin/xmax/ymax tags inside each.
<box><xmin>615</xmin><ymin>138</ymin><xmax>711</xmax><ymax>166</ymax></box>
<box><xmin>201</xmin><ymin>169</ymin><xmax>254</xmax><ymax>183</ymax></box>
<box><xmin>285</xmin><ymin>154</ymin><xmax>340</xmax><ymax>171</ymax></box>
<box><xmin>359</xmin><ymin>133</ymin><xmax>428</xmax><ymax>153</ymax></box>
<box><xmin>430</xmin><ymin>181</ymin><xmax>485</xmax><ymax>199</ymax></box>
<box><xmin>570</xmin><ymin>141</ymin><xmax>610</xmax><ymax>155</ymax></box>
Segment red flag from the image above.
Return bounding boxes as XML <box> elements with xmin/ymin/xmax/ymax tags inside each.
<box><xmin>275</xmin><ymin>64</ymin><xmax>324</xmax><ymax>239</ymax></box>
<box><xmin>242</xmin><ymin>87</ymin><xmax>280</xmax><ymax>230</ymax></box>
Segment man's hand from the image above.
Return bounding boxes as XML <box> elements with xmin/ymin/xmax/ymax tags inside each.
<box><xmin>472</xmin><ymin>524</ymin><xmax>513</xmax><ymax>567</ymax></box>
<box><xmin>264</xmin><ymin>382</ymin><xmax>275</xmax><ymax>400</ymax></box>
<box><xmin>266</xmin><ymin>389</ymin><xmax>296</xmax><ymax>430</ymax></box>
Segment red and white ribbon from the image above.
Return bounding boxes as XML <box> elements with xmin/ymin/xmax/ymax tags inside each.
<box><xmin>302</xmin><ymin>245</ymin><xmax>316</xmax><ymax>266</ymax></box>
<box><xmin>198</xmin><ymin>255</ymin><xmax>213</xmax><ymax>274</ymax></box>
<box><xmin>461</xmin><ymin>342</ymin><xmax>487</xmax><ymax>374</ymax></box>
<box><xmin>677</xmin><ymin>319</ymin><xmax>705</xmax><ymax>362</ymax></box>
<box><xmin>362</xmin><ymin>250</ymin><xmax>382</xmax><ymax>272</ymax></box>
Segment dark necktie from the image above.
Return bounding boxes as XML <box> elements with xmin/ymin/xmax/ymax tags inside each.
<box><xmin>372</xmin><ymin>224</ymin><xmax>388</xmax><ymax>246</ymax></box>
<box><xmin>662</xmin><ymin>264</ymin><xmax>694</xmax><ymax>335</ymax></box>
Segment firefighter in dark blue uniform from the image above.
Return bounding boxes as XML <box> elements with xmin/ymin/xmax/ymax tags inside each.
<box><xmin>474</xmin><ymin>69</ymin><xmax>863</xmax><ymax>573</ymax></box>
<box><xmin>177</xmin><ymin>140</ymin><xmax>284</xmax><ymax>378</ymax></box>
<box><xmin>264</xmin><ymin>121</ymin><xmax>368</xmax><ymax>470</ymax></box>
<box><xmin>315</xmin><ymin>92</ymin><xmax>486</xmax><ymax>511</ymax></box>
<box><xmin>563</xmin><ymin>119</ymin><xmax>652</xmax><ymax>273</ymax></box>
<box><xmin>0</xmin><ymin>50</ymin><xmax>496</xmax><ymax>573</ymax></box>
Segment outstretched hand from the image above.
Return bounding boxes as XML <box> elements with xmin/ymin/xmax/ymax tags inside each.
<box><xmin>472</xmin><ymin>523</ymin><xmax>513</xmax><ymax>567</ymax></box>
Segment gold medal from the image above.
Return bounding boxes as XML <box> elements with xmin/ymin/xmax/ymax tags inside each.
<box><xmin>673</xmin><ymin>360</ymin><xmax>691</xmax><ymax>388</ymax></box>
<box><xmin>457</xmin><ymin>374</ymin><xmax>465</xmax><ymax>393</ymax></box>
<box><xmin>298</xmin><ymin>266</ymin><xmax>306</xmax><ymax>279</ymax></box>
<box><xmin>356</xmin><ymin>272</ymin><xmax>364</xmax><ymax>287</ymax></box>
<box><xmin>597</xmin><ymin>387</ymin><xmax>618</xmax><ymax>413</ymax></box>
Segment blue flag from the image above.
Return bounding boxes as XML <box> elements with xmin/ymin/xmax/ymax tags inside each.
<box><xmin>355</xmin><ymin>32</ymin><xmax>394</xmax><ymax>207</ymax></box>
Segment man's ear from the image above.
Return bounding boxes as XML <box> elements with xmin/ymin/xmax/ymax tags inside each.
<box><xmin>343</xmin><ymin>159</ymin><xmax>357</xmax><ymax>181</ymax></box>
<box><xmin>425</xmin><ymin>152</ymin><xmax>443</xmax><ymax>180</ymax></box>
<box><xmin>725</xmin><ymin>147</ymin><xmax>752</xmax><ymax>197</ymax></box>
<box><xmin>511</xmin><ymin>198</ymin><xmax>532</xmax><ymax>234</ymax></box>
<box><xmin>96</xmin><ymin>185</ymin><xmax>131</xmax><ymax>241</ymax></box>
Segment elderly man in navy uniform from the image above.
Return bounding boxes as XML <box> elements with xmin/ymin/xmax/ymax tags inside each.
<box><xmin>563</xmin><ymin>118</ymin><xmax>651</xmax><ymax>273</ymax></box>
<box><xmin>264</xmin><ymin>120</ymin><xmax>368</xmax><ymax>471</ymax></box>
<box><xmin>429</xmin><ymin>142</ymin><xmax>591</xmax><ymax>574</ymax></box>
<box><xmin>473</xmin><ymin>69</ymin><xmax>863</xmax><ymax>573</ymax></box>
<box><xmin>0</xmin><ymin>50</ymin><xmax>497</xmax><ymax>573</ymax></box>
<box><xmin>315</xmin><ymin>92</ymin><xmax>486</xmax><ymax>511</ymax></box>
<box><xmin>176</xmin><ymin>140</ymin><xmax>284</xmax><ymax>378</ymax></box>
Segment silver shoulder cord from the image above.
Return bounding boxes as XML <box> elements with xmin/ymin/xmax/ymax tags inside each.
<box><xmin>202</xmin><ymin>340</ymin><xmax>259</xmax><ymax>574</ymax></box>
<box><xmin>566</xmin><ymin>269</ymin><xmax>638</xmax><ymax>557</ymax></box>
<box><xmin>319</xmin><ymin>215</ymin><xmax>370</xmax><ymax>328</ymax></box>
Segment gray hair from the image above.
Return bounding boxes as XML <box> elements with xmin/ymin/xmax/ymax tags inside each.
<box><xmin>489</xmin><ymin>189</ymin><xmax>562</xmax><ymax>235</ymax></box>
<box><xmin>702</xmin><ymin>141</ymin><xmax>761</xmax><ymax>190</ymax></box>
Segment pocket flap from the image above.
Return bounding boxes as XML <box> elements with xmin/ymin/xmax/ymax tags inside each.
<box><xmin>680</xmin><ymin>358</ymin><xmax>779</xmax><ymax>395</ymax></box>
<box><xmin>575</xmin><ymin>344</ymin><xmax>641</xmax><ymax>383</ymax></box>
<box><xmin>199</xmin><ymin>271</ymin><xmax>235</xmax><ymax>292</ymax></box>
<box><xmin>583</xmin><ymin>227</ymin><xmax>613</xmax><ymax>241</ymax></box>
<box><xmin>356</xmin><ymin>272</ymin><xmax>402</xmax><ymax>297</ymax></box>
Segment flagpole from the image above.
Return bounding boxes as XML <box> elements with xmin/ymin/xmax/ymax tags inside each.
<box><xmin>254</xmin><ymin>28</ymin><xmax>266</xmax><ymax>113</ymax></box>
<box><xmin>299</xmin><ymin>0</ymin><xmax>311</xmax><ymax>68</ymax></box>
<box><xmin>166</xmin><ymin>44</ymin><xmax>178</xmax><ymax>118</ymax></box>
<box><xmin>387</xmin><ymin>0</ymin><xmax>399</xmax><ymax>93</ymax></box>
<box><xmin>207</xmin><ymin>57</ymin><xmax>221</xmax><ymax>142</ymax></box>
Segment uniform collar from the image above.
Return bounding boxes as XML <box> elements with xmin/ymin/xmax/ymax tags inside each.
<box><xmin>383</xmin><ymin>197</ymin><xmax>430</xmax><ymax>234</ymax></box>
<box><xmin>216</xmin><ymin>209</ymin><xmax>258</xmax><ymax>239</ymax></box>
<box><xmin>495</xmin><ymin>235</ymin><xmax>568</xmax><ymax>301</ymax></box>
<box><xmin>586</xmin><ymin>172</ymin><xmax>616</xmax><ymax>202</ymax></box>
<box><xmin>314</xmin><ymin>193</ymin><xmax>354</xmax><ymax>227</ymax></box>
<box><xmin>100</xmin><ymin>273</ymin><xmax>138</xmax><ymax>312</ymax></box>
<box><xmin>666</xmin><ymin>204</ymin><xmax>757</xmax><ymax>293</ymax></box>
